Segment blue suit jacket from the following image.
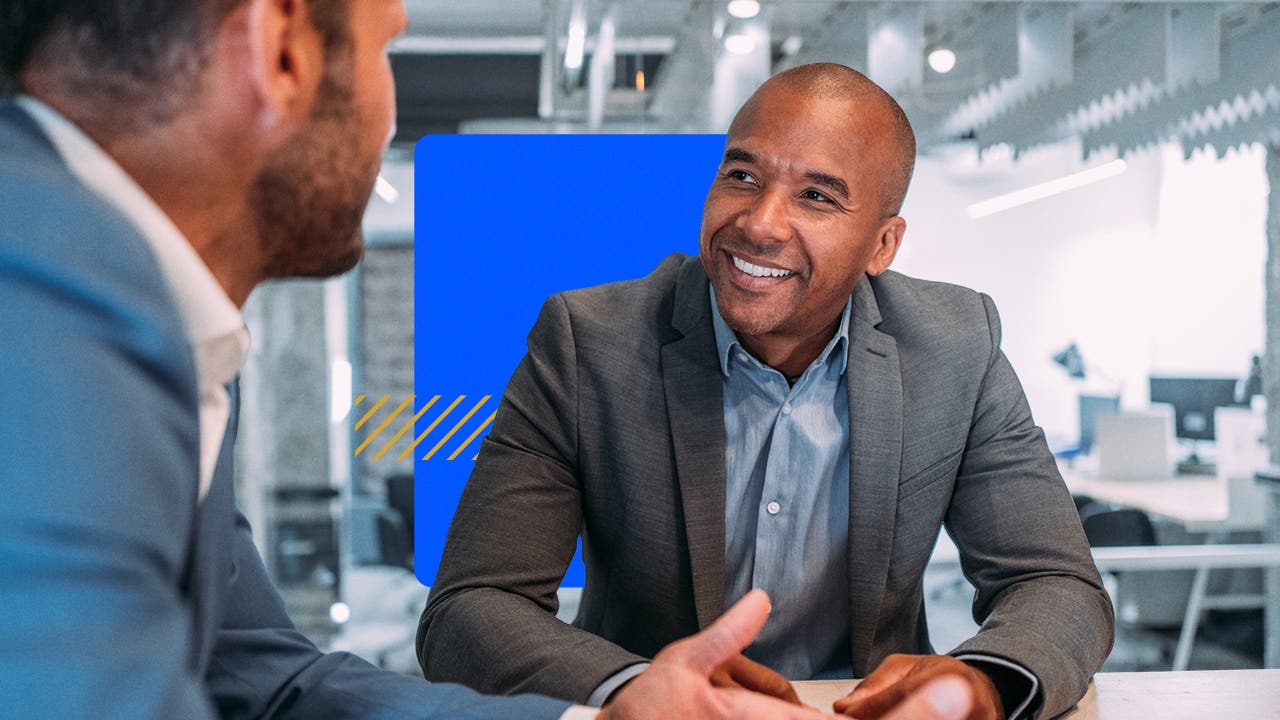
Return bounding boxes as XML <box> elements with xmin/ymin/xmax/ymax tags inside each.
<box><xmin>0</xmin><ymin>101</ymin><xmax>570</xmax><ymax>719</ymax></box>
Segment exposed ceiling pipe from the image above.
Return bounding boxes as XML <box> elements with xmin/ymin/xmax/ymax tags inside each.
<box><xmin>588</xmin><ymin>1</ymin><xmax>619</xmax><ymax>130</ymax></box>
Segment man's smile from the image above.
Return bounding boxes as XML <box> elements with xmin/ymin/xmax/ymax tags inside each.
<box><xmin>725</xmin><ymin>250</ymin><xmax>798</xmax><ymax>291</ymax></box>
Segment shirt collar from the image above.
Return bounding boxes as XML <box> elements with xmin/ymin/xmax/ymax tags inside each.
<box><xmin>16</xmin><ymin>96</ymin><xmax>249</xmax><ymax>388</ymax></box>
<box><xmin>708</xmin><ymin>284</ymin><xmax>852</xmax><ymax>379</ymax></box>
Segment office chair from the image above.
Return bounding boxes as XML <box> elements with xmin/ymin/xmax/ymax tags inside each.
<box><xmin>375</xmin><ymin>508</ymin><xmax>413</xmax><ymax>572</ymax></box>
<box><xmin>386</xmin><ymin>473</ymin><xmax>414</xmax><ymax>557</ymax></box>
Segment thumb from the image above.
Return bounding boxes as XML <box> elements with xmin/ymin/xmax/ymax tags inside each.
<box><xmin>678</xmin><ymin>589</ymin><xmax>772</xmax><ymax>675</ymax></box>
<box><xmin>881</xmin><ymin>676</ymin><xmax>973</xmax><ymax>720</ymax></box>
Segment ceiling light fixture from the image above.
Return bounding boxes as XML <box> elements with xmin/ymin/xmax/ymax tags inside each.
<box><xmin>724</xmin><ymin>33</ymin><xmax>756</xmax><ymax>55</ymax></box>
<box><xmin>967</xmin><ymin>159</ymin><xmax>1128</xmax><ymax>219</ymax></box>
<box><xmin>927</xmin><ymin>47</ymin><xmax>957</xmax><ymax>74</ymax></box>
<box><xmin>727</xmin><ymin>0</ymin><xmax>761</xmax><ymax>19</ymax></box>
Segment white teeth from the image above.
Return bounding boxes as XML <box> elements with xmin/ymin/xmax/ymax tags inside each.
<box><xmin>732</xmin><ymin>254</ymin><xmax>794</xmax><ymax>278</ymax></box>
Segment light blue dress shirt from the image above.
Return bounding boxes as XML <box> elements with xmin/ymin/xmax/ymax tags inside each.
<box><xmin>588</xmin><ymin>287</ymin><xmax>1039</xmax><ymax>718</ymax></box>
<box><xmin>711</xmin><ymin>287</ymin><xmax>855</xmax><ymax>680</ymax></box>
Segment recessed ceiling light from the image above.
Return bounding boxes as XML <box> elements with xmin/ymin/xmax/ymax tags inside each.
<box><xmin>724</xmin><ymin>33</ymin><xmax>756</xmax><ymax>55</ymax></box>
<box><xmin>727</xmin><ymin>0</ymin><xmax>761</xmax><ymax>19</ymax></box>
<box><xmin>927</xmin><ymin>47</ymin><xmax>957</xmax><ymax>74</ymax></box>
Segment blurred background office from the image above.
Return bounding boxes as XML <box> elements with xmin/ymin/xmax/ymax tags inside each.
<box><xmin>230</xmin><ymin>0</ymin><xmax>1280</xmax><ymax>679</ymax></box>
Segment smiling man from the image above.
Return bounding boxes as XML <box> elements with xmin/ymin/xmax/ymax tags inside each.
<box><xmin>419</xmin><ymin>63</ymin><xmax>1114</xmax><ymax>720</ymax></box>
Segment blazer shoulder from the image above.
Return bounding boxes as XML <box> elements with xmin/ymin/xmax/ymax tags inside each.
<box><xmin>868</xmin><ymin>270</ymin><xmax>999</xmax><ymax>362</ymax></box>
<box><xmin>0</xmin><ymin>123</ymin><xmax>194</xmax><ymax>393</ymax></box>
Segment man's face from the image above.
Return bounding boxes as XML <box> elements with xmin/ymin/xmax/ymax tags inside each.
<box><xmin>252</xmin><ymin>0</ymin><xmax>407</xmax><ymax>279</ymax></box>
<box><xmin>698</xmin><ymin>86</ymin><xmax>904</xmax><ymax>343</ymax></box>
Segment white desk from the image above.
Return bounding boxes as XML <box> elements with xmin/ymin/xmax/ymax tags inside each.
<box><xmin>794</xmin><ymin>669</ymin><xmax>1280</xmax><ymax>719</ymax></box>
<box><xmin>1060</xmin><ymin>467</ymin><xmax>1267</xmax><ymax>533</ymax></box>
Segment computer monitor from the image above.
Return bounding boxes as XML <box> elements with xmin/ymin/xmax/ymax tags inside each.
<box><xmin>1147</xmin><ymin>376</ymin><xmax>1242</xmax><ymax>442</ymax></box>
<box><xmin>1078</xmin><ymin>394</ymin><xmax>1121</xmax><ymax>454</ymax></box>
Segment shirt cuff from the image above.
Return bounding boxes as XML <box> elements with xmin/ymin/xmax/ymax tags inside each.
<box><xmin>559</xmin><ymin>706</ymin><xmax>601</xmax><ymax>720</ymax></box>
<box><xmin>953</xmin><ymin>653</ymin><xmax>1040</xmax><ymax>720</ymax></box>
<box><xmin>586</xmin><ymin>662</ymin><xmax>650</xmax><ymax>707</ymax></box>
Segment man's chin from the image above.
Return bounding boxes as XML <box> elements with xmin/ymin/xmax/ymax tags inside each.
<box><xmin>264</xmin><ymin>232</ymin><xmax>364</xmax><ymax>280</ymax></box>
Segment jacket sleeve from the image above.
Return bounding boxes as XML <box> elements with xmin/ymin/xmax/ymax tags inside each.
<box><xmin>207</xmin><ymin>510</ymin><xmax>572</xmax><ymax>720</ymax></box>
<box><xmin>418</xmin><ymin>293</ymin><xmax>647</xmax><ymax>703</ymax></box>
<box><xmin>946</xmin><ymin>294</ymin><xmax>1115</xmax><ymax>718</ymax></box>
<box><xmin>0</xmin><ymin>214</ymin><xmax>217</xmax><ymax>719</ymax></box>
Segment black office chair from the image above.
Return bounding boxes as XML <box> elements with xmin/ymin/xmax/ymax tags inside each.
<box><xmin>1079</xmin><ymin>505</ymin><xmax>1167</xmax><ymax>669</ymax></box>
<box><xmin>1080</xmin><ymin>506</ymin><xmax>1157</xmax><ymax>547</ymax></box>
<box><xmin>1073</xmin><ymin>494</ymin><xmax>1099</xmax><ymax>517</ymax></box>
<box><xmin>386</xmin><ymin>474</ymin><xmax>414</xmax><ymax>558</ymax></box>
<box><xmin>375</xmin><ymin>508</ymin><xmax>413</xmax><ymax>572</ymax></box>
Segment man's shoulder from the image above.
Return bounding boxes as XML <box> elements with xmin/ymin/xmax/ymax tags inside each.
<box><xmin>869</xmin><ymin>270</ymin><xmax>992</xmax><ymax>334</ymax></box>
<box><xmin>0</xmin><ymin>106</ymin><xmax>193</xmax><ymax>387</ymax></box>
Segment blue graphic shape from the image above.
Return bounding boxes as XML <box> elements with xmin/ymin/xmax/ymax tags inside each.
<box><xmin>414</xmin><ymin>134</ymin><xmax>726</xmax><ymax>586</ymax></box>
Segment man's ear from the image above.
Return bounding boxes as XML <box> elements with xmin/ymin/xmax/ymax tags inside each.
<box><xmin>866</xmin><ymin>216</ymin><xmax>906</xmax><ymax>276</ymax></box>
<box><xmin>238</xmin><ymin>0</ymin><xmax>325</xmax><ymax>130</ymax></box>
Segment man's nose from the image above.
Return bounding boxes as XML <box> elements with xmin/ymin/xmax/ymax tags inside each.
<box><xmin>735</xmin><ymin>189</ymin><xmax>792</xmax><ymax>244</ymax></box>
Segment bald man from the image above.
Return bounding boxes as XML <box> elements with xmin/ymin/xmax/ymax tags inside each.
<box><xmin>419</xmin><ymin>63</ymin><xmax>1113</xmax><ymax>720</ymax></box>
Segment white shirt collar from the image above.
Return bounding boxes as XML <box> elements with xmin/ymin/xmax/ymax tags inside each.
<box><xmin>15</xmin><ymin>95</ymin><xmax>249</xmax><ymax>388</ymax></box>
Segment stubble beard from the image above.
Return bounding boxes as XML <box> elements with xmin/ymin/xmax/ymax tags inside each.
<box><xmin>250</xmin><ymin>64</ymin><xmax>377</xmax><ymax>280</ymax></box>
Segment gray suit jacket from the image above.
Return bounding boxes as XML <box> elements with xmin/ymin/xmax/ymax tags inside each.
<box><xmin>419</xmin><ymin>253</ymin><xmax>1114</xmax><ymax>717</ymax></box>
<box><xmin>0</xmin><ymin>100</ymin><xmax>570</xmax><ymax>719</ymax></box>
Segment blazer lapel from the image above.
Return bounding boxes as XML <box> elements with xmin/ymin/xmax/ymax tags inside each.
<box><xmin>662</xmin><ymin>258</ymin><xmax>727</xmax><ymax>630</ymax></box>
<box><xmin>184</xmin><ymin>381</ymin><xmax>240</xmax><ymax>673</ymax></box>
<box><xmin>844</xmin><ymin>275</ymin><xmax>904</xmax><ymax>675</ymax></box>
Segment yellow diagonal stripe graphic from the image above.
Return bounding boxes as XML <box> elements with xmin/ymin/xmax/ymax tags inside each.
<box><xmin>397</xmin><ymin>395</ymin><xmax>467</xmax><ymax>461</ymax></box>
<box><xmin>354</xmin><ymin>395</ymin><xmax>416</xmax><ymax>456</ymax></box>
<box><xmin>423</xmin><ymin>396</ymin><xmax>491</xmax><ymax>461</ymax></box>
<box><xmin>354</xmin><ymin>394</ymin><xmax>390</xmax><ymax>430</ymax></box>
<box><xmin>447</xmin><ymin>411</ymin><xmax>497</xmax><ymax>461</ymax></box>
<box><xmin>353</xmin><ymin>394</ymin><xmax>366</xmax><ymax>407</ymax></box>
<box><xmin>371</xmin><ymin>395</ymin><xmax>440</xmax><ymax>461</ymax></box>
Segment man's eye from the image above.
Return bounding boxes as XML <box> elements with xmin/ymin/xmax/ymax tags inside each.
<box><xmin>728</xmin><ymin>169</ymin><xmax>758</xmax><ymax>185</ymax></box>
<box><xmin>802</xmin><ymin>189</ymin><xmax>832</xmax><ymax>203</ymax></box>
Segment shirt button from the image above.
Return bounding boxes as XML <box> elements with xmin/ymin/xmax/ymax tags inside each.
<box><xmin>766</xmin><ymin>501</ymin><xmax>781</xmax><ymax>515</ymax></box>
<box><xmin>782</xmin><ymin>402</ymin><xmax>792</xmax><ymax>415</ymax></box>
<box><xmin>738</xmin><ymin>352</ymin><xmax>749</xmax><ymax>364</ymax></box>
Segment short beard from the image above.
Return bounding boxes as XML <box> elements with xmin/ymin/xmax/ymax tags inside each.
<box><xmin>250</xmin><ymin>60</ymin><xmax>376</xmax><ymax>280</ymax></box>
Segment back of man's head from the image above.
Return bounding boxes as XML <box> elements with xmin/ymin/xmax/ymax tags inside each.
<box><xmin>0</xmin><ymin>1</ymin><xmax>348</xmax><ymax>135</ymax></box>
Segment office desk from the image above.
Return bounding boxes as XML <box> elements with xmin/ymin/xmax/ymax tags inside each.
<box><xmin>1059</xmin><ymin>467</ymin><xmax>1267</xmax><ymax>533</ymax></box>
<box><xmin>794</xmin><ymin>669</ymin><xmax>1280</xmax><ymax>719</ymax></box>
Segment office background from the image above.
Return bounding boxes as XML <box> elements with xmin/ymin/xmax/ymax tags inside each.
<box><xmin>227</xmin><ymin>0</ymin><xmax>1280</xmax><ymax>678</ymax></box>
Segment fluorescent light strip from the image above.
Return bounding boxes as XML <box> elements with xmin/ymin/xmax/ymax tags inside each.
<box><xmin>967</xmin><ymin>159</ymin><xmax>1128</xmax><ymax>219</ymax></box>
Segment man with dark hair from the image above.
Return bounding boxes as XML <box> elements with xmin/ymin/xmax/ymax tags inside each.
<box><xmin>420</xmin><ymin>63</ymin><xmax>1113</xmax><ymax>720</ymax></box>
<box><xmin>0</xmin><ymin>5</ymin><xmax>978</xmax><ymax>720</ymax></box>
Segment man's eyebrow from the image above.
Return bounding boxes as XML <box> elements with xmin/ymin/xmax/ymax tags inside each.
<box><xmin>723</xmin><ymin>147</ymin><xmax>754</xmax><ymax>164</ymax></box>
<box><xmin>804</xmin><ymin>170</ymin><xmax>849</xmax><ymax>200</ymax></box>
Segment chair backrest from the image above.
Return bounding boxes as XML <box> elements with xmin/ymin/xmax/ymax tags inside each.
<box><xmin>375</xmin><ymin>507</ymin><xmax>413</xmax><ymax>571</ymax></box>
<box><xmin>1079</xmin><ymin>506</ymin><xmax>1157</xmax><ymax>548</ymax></box>
<box><xmin>386</xmin><ymin>473</ymin><xmax>414</xmax><ymax>554</ymax></box>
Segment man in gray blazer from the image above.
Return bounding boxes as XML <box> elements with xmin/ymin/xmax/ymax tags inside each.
<box><xmin>419</xmin><ymin>64</ymin><xmax>1114</xmax><ymax>719</ymax></box>
<box><xmin>1</xmin><ymin>4</ymin><xmax>951</xmax><ymax>720</ymax></box>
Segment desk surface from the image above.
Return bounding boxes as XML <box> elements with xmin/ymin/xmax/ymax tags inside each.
<box><xmin>1060</xmin><ymin>467</ymin><xmax>1267</xmax><ymax>532</ymax></box>
<box><xmin>794</xmin><ymin>669</ymin><xmax>1280</xmax><ymax>719</ymax></box>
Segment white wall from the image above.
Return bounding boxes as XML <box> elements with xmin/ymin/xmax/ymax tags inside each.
<box><xmin>895</xmin><ymin>139</ymin><xmax>1268</xmax><ymax>444</ymax></box>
